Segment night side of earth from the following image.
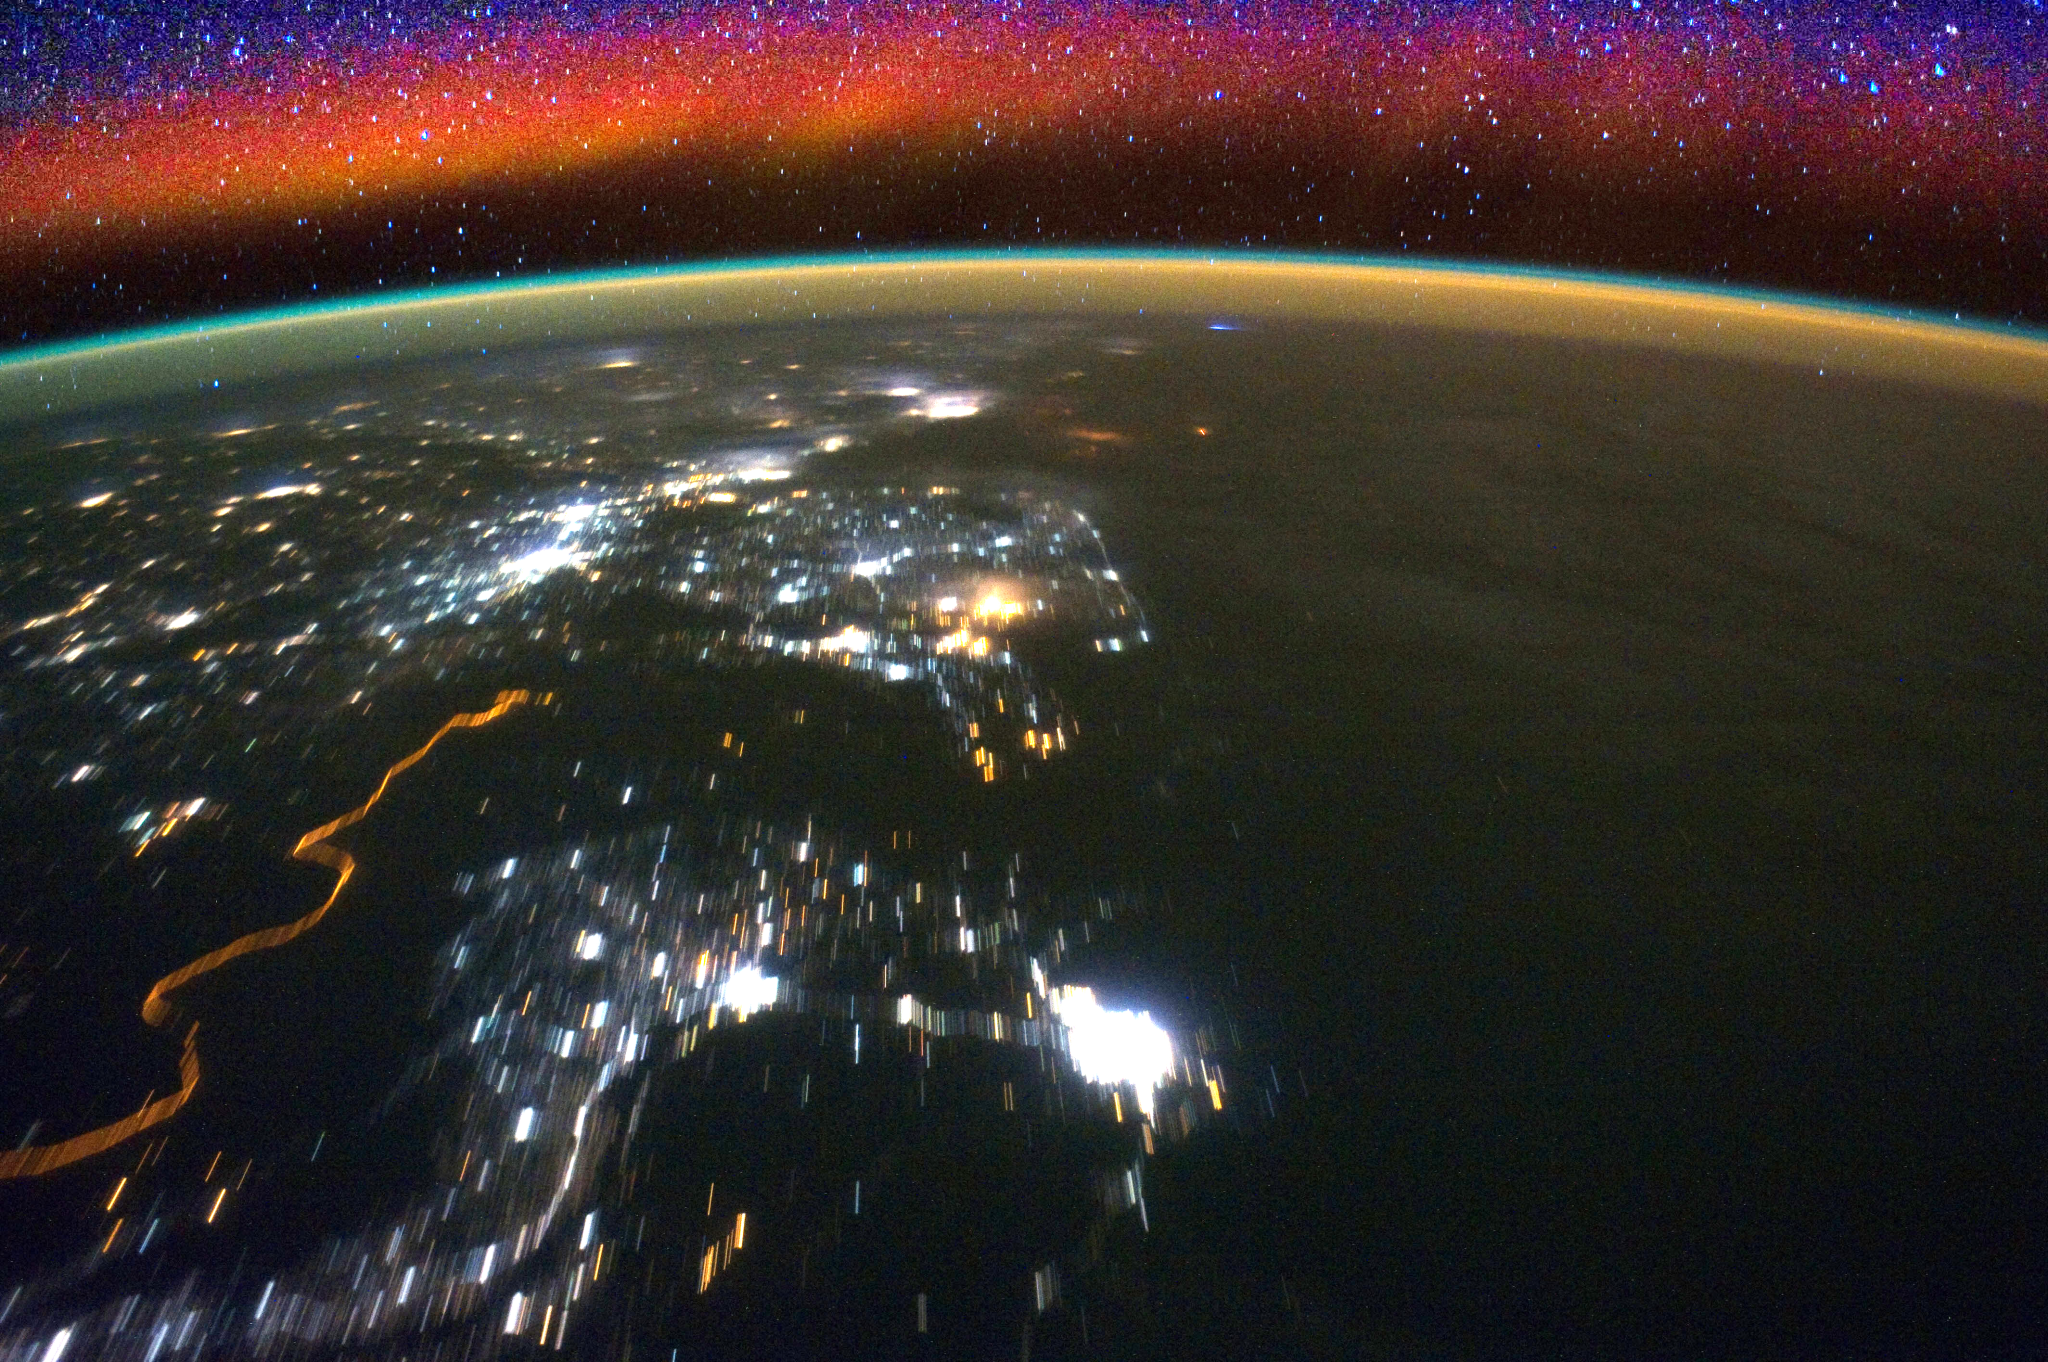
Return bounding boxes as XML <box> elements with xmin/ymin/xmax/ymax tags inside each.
<box><xmin>0</xmin><ymin>257</ymin><xmax>2045</xmax><ymax>1362</ymax></box>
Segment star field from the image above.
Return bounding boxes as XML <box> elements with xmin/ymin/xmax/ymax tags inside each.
<box><xmin>3</xmin><ymin>1</ymin><xmax>2045</xmax><ymax>347</ymax></box>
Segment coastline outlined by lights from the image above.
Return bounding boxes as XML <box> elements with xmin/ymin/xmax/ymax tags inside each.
<box><xmin>0</xmin><ymin>689</ymin><xmax>538</xmax><ymax>1180</ymax></box>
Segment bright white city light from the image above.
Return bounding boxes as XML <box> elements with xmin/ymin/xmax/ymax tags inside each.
<box><xmin>1048</xmin><ymin>985</ymin><xmax>1175</xmax><ymax>1117</ymax></box>
<box><xmin>910</xmin><ymin>392</ymin><xmax>984</xmax><ymax>420</ymax></box>
<box><xmin>503</xmin><ymin>544</ymin><xmax>587</xmax><ymax>580</ymax></box>
<box><xmin>720</xmin><ymin>965</ymin><xmax>779</xmax><ymax>1019</ymax></box>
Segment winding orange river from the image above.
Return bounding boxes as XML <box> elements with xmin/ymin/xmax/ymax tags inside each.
<box><xmin>0</xmin><ymin>689</ymin><xmax>534</xmax><ymax>1180</ymax></box>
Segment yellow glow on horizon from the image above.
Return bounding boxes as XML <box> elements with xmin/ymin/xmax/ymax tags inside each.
<box><xmin>8</xmin><ymin>256</ymin><xmax>2048</xmax><ymax>425</ymax></box>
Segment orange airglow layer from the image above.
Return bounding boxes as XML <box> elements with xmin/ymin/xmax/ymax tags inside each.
<box><xmin>2</xmin><ymin>18</ymin><xmax>1130</xmax><ymax>242</ymax></box>
<box><xmin>0</xmin><ymin>7</ymin><xmax>2029</xmax><ymax>252</ymax></box>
